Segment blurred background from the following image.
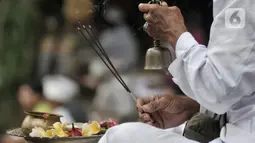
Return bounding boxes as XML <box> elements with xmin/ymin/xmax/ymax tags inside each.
<box><xmin>0</xmin><ymin>0</ymin><xmax>213</xmax><ymax>142</ymax></box>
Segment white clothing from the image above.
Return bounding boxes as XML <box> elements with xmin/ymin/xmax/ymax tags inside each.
<box><xmin>43</xmin><ymin>75</ymin><xmax>79</xmax><ymax>103</ymax></box>
<box><xmin>52</xmin><ymin>106</ymin><xmax>75</xmax><ymax>123</ymax></box>
<box><xmin>99</xmin><ymin>123</ymin><xmax>198</xmax><ymax>143</ymax></box>
<box><xmin>42</xmin><ymin>75</ymin><xmax>78</xmax><ymax>124</ymax></box>
<box><xmin>99</xmin><ymin>0</ymin><xmax>255</xmax><ymax>142</ymax></box>
<box><xmin>99</xmin><ymin>122</ymin><xmax>255</xmax><ymax>143</ymax></box>
<box><xmin>169</xmin><ymin>0</ymin><xmax>255</xmax><ymax>137</ymax></box>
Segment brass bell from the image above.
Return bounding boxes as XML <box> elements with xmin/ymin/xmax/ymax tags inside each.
<box><xmin>144</xmin><ymin>40</ymin><xmax>172</xmax><ymax>71</ymax></box>
<box><xmin>144</xmin><ymin>0</ymin><xmax>172</xmax><ymax>73</ymax></box>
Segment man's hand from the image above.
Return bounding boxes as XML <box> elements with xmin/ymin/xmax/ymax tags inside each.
<box><xmin>139</xmin><ymin>3</ymin><xmax>187</xmax><ymax>47</ymax></box>
<box><xmin>136</xmin><ymin>92</ymin><xmax>199</xmax><ymax>129</ymax></box>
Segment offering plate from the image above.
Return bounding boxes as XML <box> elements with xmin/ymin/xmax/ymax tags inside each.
<box><xmin>6</xmin><ymin>128</ymin><xmax>103</xmax><ymax>143</ymax></box>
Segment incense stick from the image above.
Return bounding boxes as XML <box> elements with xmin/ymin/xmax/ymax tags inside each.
<box><xmin>76</xmin><ymin>23</ymin><xmax>137</xmax><ymax>100</ymax></box>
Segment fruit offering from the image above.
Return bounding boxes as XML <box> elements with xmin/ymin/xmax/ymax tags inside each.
<box><xmin>29</xmin><ymin>119</ymin><xmax>117</xmax><ymax>138</ymax></box>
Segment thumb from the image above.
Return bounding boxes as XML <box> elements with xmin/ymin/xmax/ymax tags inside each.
<box><xmin>142</xmin><ymin>97</ymin><xmax>166</xmax><ymax>113</ymax></box>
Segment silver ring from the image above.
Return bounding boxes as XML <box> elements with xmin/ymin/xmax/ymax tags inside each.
<box><xmin>148</xmin><ymin>0</ymin><xmax>162</xmax><ymax>5</ymax></box>
<box><xmin>143</xmin><ymin>22</ymin><xmax>148</xmax><ymax>32</ymax></box>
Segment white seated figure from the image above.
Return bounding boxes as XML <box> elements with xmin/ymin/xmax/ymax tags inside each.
<box><xmin>43</xmin><ymin>74</ymin><xmax>79</xmax><ymax>123</ymax></box>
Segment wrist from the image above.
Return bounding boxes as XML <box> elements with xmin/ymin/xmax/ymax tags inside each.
<box><xmin>180</xmin><ymin>96</ymin><xmax>200</xmax><ymax>117</ymax></box>
<box><xmin>168</xmin><ymin>27</ymin><xmax>188</xmax><ymax>48</ymax></box>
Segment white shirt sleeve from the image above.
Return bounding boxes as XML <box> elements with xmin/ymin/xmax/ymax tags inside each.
<box><xmin>169</xmin><ymin>0</ymin><xmax>255</xmax><ymax>114</ymax></box>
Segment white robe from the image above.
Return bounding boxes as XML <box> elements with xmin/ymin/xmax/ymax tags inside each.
<box><xmin>99</xmin><ymin>0</ymin><xmax>255</xmax><ymax>142</ymax></box>
<box><xmin>52</xmin><ymin>106</ymin><xmax>75</xmax><ymax>123</ymax></box>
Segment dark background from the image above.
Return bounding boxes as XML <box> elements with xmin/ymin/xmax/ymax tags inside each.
<box><xmin>37</xmin><ymin>0</ymin><xmax>213</xmax><ymax>66</ymax></box>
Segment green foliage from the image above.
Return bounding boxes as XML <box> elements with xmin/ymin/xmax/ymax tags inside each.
<box><xmin>0</xmin><ymin>0</ymin><xmax>41</xmax><ymax>133</ymax></box>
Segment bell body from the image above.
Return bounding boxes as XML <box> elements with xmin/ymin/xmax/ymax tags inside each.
<box><xmin>144</xmin><ymin>40</ymin><xmax>172</xmax><ymax>71</ymax></box>
<box><xmin>144</xmin><ymin>1</ymin><xmax>172</xmax><ymax>72</ymax></box>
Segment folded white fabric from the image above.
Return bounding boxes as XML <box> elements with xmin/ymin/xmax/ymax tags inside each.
<box><xmin>220</xmin><ymin>123</ymin><xmax>255</xmax><ymax>143</ymax></box>
<box><xmin>99</xmin><ymin>122</ymin><xmax>199</xmax><ymax>143</ymax></box>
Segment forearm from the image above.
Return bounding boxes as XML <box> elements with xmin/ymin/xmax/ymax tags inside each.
<box><xmin>167</xmin><ymin>28</ymin><xmax>187</xmax><ymax>48</ymax></box>
<box><xmin>168</xmin><ymin>1</ymin><xmax>255</xmax><ymax>115</ymax></box>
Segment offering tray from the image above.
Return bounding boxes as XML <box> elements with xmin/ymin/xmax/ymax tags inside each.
<box><xmin>6</xmin><ymin>128</ymin><xmax>103</xmax><ymax>143</ymax></box>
